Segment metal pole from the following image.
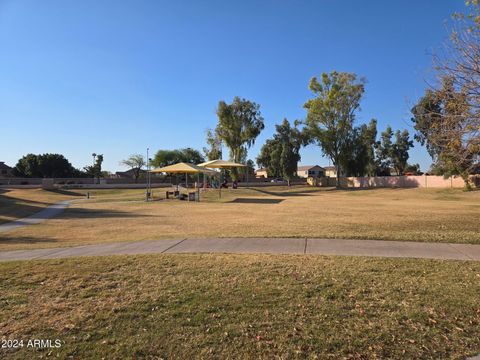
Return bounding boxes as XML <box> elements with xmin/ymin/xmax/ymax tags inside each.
<box><xmin>146</xmin><ymin>148</ymin><xmax>150</xmax><ymax>201</ymax></box>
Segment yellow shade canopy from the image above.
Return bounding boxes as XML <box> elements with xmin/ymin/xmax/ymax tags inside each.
<box><xmin>197</xmin><ymin>159</ymin><xmax>246</xmax><ymax>168</ymax></box>
<box><xmin>150</xmin><ymin>162</ymin><xmax>217</xmax><ymax>174</ymax></box>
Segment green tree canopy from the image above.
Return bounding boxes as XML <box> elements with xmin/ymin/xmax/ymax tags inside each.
<box><xmin>13</xmin><ymin>153</ymin><xmax>82</xmax><ymax>178</ymax></box>
<box><xmin>215</xmin><ymin>96</ymin><xmax>264</xmax><ymax>179</ymax></box>
<box><xmin>257</xmin><ymin>119</ymin><xmax>304</xmax><ymax>184</ymax></box>
<box><xmin>151</xmin><ymin>148</ymin><xmax>205</xmax><ymax>168</ymax></box>
<box><xmin>303</xmin><ymin>71</ymin><xmax>365</xmax><ymax>186</ymax></box>
<box><xmin>84</xmin><ymin>154</ymin><xmax>104</xmax><ymax>179</ymax></box>
<box><xmin>376</xmin><ymin>126</ymin><xmax>413</xmax><ymax>175</ymax></box>
<box><xmin>342</xmin><ymin>119</ymin><xmax>378</xmax><ymax>177</ymax></box>
<box><xmin>203</xmin><ymin>128</ymin><xmax>222</xmax><ymax>161</ymax></box>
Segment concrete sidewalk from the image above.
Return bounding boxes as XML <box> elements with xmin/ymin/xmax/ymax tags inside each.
<box><xmin>1</xmin><ymin>237</ymin><xmax>479</xmax><ymax>262</ymax></box>
<box><xmin>0</xmin><ymin>200</ymin><xmax>72</xmax><ymax>233</ymax></box>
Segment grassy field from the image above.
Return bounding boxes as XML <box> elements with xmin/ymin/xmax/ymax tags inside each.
<box><xmin>0</xmin><ymin>186</ymin><xmax>479</xmax><ymax>250</ymax></box>
<box><xmin>0</xmin><ymin>254</ymin><xmax>479</xmax><ymax>359</ymax></box>
<box><xmin>0</xmin><ymin>188</ymin><xmax>87</xmax><ymax>224</ymax></box>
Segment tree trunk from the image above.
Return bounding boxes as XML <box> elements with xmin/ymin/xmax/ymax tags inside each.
<box><xmin>461</xmin><ymin>171</ymin><xmax>472</xmax><ymax>191</ymax></box>
<box><xmin>336</xmin><ymin>164</ymin><xmax>341</xmax><ymax>189</ymax></box>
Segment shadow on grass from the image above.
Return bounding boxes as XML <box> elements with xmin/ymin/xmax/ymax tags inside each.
<box><xmin>250</xmin><ymin>188</ymin><xmax>326</xmax><ymax>197</ymax></box>
<box><xmin>45</xmin><ymin>189</ymin><xmax>86</xmax><ymax>196</ymax></box>
<box><xmin>57</xmin><ymin>208</ymin><xmax>155</xmax><ymax>219</ymax></box>
<box><xmin>229</xmin><ymin>198</ymin><xmax>284</xmax><ymax>204</ymax></box>
<box><xmin>0</xmin><ymin>235</ymin><xmax>58</xmax><ymax>245</ymax></box>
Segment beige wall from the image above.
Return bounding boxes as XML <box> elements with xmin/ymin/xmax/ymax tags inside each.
<box><xmin>255</xmin><ymin>170</ymin><xmax>268</xmax><ymax>178</ymax></box>
<box><xmin>315</xmin><ymin>175</ymin><xmax>473</xmax><ymax>188</ymax></box>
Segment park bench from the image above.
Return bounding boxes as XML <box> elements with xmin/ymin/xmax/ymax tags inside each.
<box><xmin>179</xmin><ymin>191</ymin><xmax>198</xmax><ymax>202</ymax></box>
<box><xmin>165</xmin><ymin>190</ymin><xmax>180</xmax><ymax>199</ymax></box>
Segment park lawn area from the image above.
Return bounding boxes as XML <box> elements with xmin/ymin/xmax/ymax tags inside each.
<box><xmin>0</xmin><ymin>186</ymin><xmax>479</xmax><ymax>250</ymax></box>
<box><xmin>0</xmin><ymin>188</ymin><xmax>87</xmax><ymax>224</ymax></box>
<box><xmin>0</xmin><ymin>254</ymin><xmax>479</xmax><ymax>359</ymax></box>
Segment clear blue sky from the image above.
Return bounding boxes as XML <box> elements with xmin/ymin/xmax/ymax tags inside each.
<box><xmin>0</xmin><ymin>0</ymin><xmax>465</xmax><ymax>172</ymax></box>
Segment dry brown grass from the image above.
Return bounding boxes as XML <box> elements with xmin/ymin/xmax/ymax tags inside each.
<box><xmin>0</xmin><ymin>186</ymin><xmax>479</xmax><ymax>250</ymax></box>
<box><xmin>0</xmin><ymin>254</ymin><xmax>479</xmax><ymax>359</ymax></box>
<box><xmin>0</xmin><ymin>188</ymin><xmax>85</xmax><ymax>224</ymax></box>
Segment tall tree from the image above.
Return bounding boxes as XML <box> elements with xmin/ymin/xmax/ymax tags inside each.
<box><xmin>376</xmin><ymin>126</ymin><xmax>413</xmax><ymax>175</ymax></box>
<box><xmin>342</xmin><ymin>119</ymin><xmax>378</xmax><ymax>177</ymax></box>
<box><xmin>257</xmin><ymin>139</ymin><xmax>281</xmax><ymax>179</ymax></box>
<box><xmin>84</xmin><ymin>154</ymin><xmax>104</xmax><ymax>180</ymax></box>
<box><xmin>215</xmin><ymin>96</ymin><xmax>265</xmax><ymax>180</ymax></box>
<box><xmin>203</xmin><ymin>128</ymin><xmax>222</xmax><ymax>161</ymax></box>
<box><xmin>151</xmin><ymin>148</ymin><xmax>205</xmax><ymax>168</ymax></box>
<box><xmin>257</xmin><ymin>119</ymin><xmax>304</xmax><ymax>185</ymax></box>
<box><xmin>392</xmin><ymin>129</ymin><xmax>414</xmax><ymax>176</ymax></box>
<box><xmin>413</xmin><ymin>1</ymin><xmax>480</xmax><ymax>188</ymax></box>
<box><xmin>13</xmin><ymin>153</ymin><xmax>81</xmax><ymax>178</ymax></box>
<box><xmin>303</xmin><ymin>72</ymin><xmax>365</xmax><ymax>187</ymax></box>
<box><xmin>376</xmin><ymin>126</ymin><xmax>394</xmax><ymax>175</ymax></box>
<box><xmin>412</xmin><ymin>78</ymin><xmax>475</xmax><ymax>183</ymax></box>
<box><xmin>120</xmin><ymin>154</ymin><xmax>146</xmax><ymax>183</ymax></box>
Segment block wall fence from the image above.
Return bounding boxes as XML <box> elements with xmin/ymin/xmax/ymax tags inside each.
<box><xmin>313</xmin><ymin>175</ymin><xmax>478</xmax><ymax>188</ymax></box>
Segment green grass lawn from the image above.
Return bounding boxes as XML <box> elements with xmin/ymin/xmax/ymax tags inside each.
<box><xmin>0</xmin><ymin>254</ymin><xmax>479</xmax><ymax>359</ymax></box>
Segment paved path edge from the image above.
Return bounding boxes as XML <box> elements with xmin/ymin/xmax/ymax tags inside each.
<box><xmin>1</xmin><ymin>237</ymin><xmax>479</xmax><ymax>262</ymax></box>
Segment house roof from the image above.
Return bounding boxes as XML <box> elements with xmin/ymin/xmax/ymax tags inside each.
<box><xmin>115</xmin><ymin>168</ymin><xmax>147</xmax><ymax>176</ymax></box>
<box><xmin>324</xmin><ymin>166</ymin><xmax>336</xmax><ymax>171</ymax></box>
<box><xmin>0</xmin><ymin>162</ymin><xmax>12</xmax><ymax>170</ymax></box>
<box><xmin>297</xmin><ymin>165</ymin><xmax>325</xmax><ymax>171</ymax></box>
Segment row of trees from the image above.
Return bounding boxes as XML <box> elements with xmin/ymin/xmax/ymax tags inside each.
<box><xmin>12</xmin><ymin>3</ymin><xmax>478</xmax><ymax>186</ymax></box>
<box><xmin>12</xmin><ymin>153</ymin><xmax>105</xmax><ymax>179</ymax></box>
<box><xmin>202</xmin><ymin>73</ymin><xmax>415</xmax><ymax>184</ymax></box>
<box><xmin>201</xmin><ymin>2</ymin><xmax>479</xmax><ymax>187</ymax></box>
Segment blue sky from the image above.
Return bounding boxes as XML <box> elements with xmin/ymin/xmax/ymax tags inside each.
<box><xmin>0</xmin><ymin>0</ymin><xmax>464</xmax><ymax>172</ymax></box>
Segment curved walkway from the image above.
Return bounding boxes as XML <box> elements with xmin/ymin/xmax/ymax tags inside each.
<box><xmin>1</xmin><ymin>237</ymin><xmax>479</xmax><ymax>262</ymax></box>
<box><xmin>0</xmin><ymin>200</ymin><xmax>72</xmax><ymax>233</ymax></box>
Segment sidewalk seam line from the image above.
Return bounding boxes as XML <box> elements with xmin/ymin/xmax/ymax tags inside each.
<box><xmin>161</xmin><ymin>238</ymin><xmax>187</xmax><ymax>253</ymax></box>
<box><xmin>447</xmin><ymin>243</ymin><xmax>474</xmax><ymax>260</ymax></box>
<box><xmin>304</xmin><ymin>238</ymin><xmax>307</xmax><ymax>254</ymax></box>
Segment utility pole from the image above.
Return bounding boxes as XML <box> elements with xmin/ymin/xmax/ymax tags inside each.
<box><xmin>146</xmin><ymin>148</ymin><xmax>151</xmax><ymax>201</ymax></box>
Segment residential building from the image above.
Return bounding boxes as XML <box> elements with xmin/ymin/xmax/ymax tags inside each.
<box><xmin>296</xmin><ymin>165</ymin><xmax>325</xmax><ymax>178</ymax></box>
<box><xmin>115</xmin><ymin>168</ymin><xmax>147</xmax><ymax>179</ymax></box>
<box><xmin>0</xmin><ymin>162</ymin><xmax>13</xmax><ymax>177</ymax></box>
<box><xmin>255</xmin><ymin>168</ymin><xmax>268</xmax><ymax>178</ymax></box>
<box><xmin>324</xmin><ymin>166</ymin><xmax>337</xmax><ymax>178</ymax></box>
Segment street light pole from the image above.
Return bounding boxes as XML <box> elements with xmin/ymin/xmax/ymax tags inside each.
<box><xmin>146</xmin><ymin>148</ymin><xmax>151</xmax><ymax>201</ymax></box>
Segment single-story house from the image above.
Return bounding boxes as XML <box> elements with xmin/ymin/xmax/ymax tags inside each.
<box><xmin>0</xmin><ymin>162</ymin><xmax>13</xmax><ymax>177</ymax></box>
<box><xmin>255</xmin><ymin>168</ymin><xmax>268</xmax><ymax>178</ymax></box>
<box><xmin>296</xmin><ymin>165</ymin><xmax>325</xmax><ymax>178</ymax></box>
